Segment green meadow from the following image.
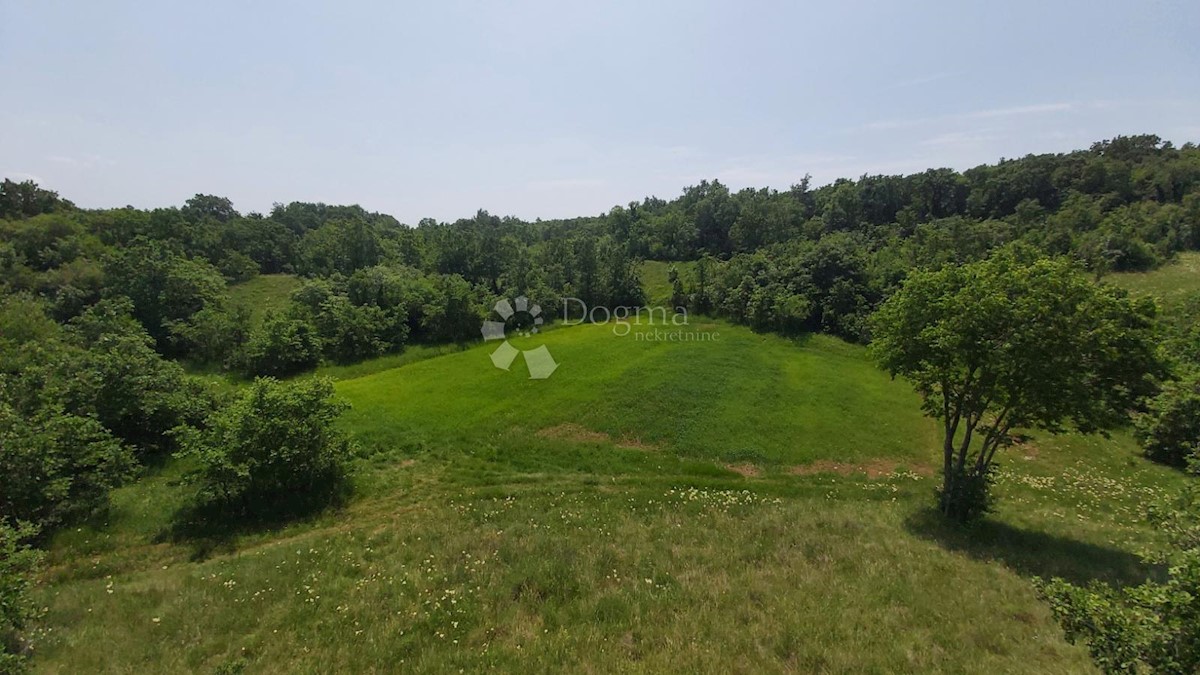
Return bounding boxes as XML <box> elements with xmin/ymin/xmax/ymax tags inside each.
<box><xmin>228</xmin><ymin>274</ymin><xmax>303</xmax><ymax>326</ymax></box>
<box><xmin>1109</xmin><ymin>251</ymin><xmax>1200</xmax><ymax>303</ymax></box>
<box><xmin>28</xmin><ymin>308</ymin><xmax>1191</xmax><ymax>673</ymax></box>
<box><xmin>637</xmin><ymin>260</ymin><xmax>696</xmax><ymax>306</ymax></box>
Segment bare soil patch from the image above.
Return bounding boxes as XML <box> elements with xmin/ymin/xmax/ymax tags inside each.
<box><xmin>536</xmin><ymin>423</ymin><xmax>611</xmax><ymax>444</ymax></box>
<box><xmin>725</xmin><ymin>463</ymin><xmax>762</xmax><ymax>477</ymax></box>
<box><xmin>616</xmin><ymin>436</ymin><xmax>660</xmax><ymax>451</ymax></box>
<box><xmin>788</xmin><ymin>459</ymin><xmax>934</xmax><ymax>479</ymax></box>
<box><xmin>536</xmin><ymin>423</ymin><xmax>659</xmax><ymax>451</ymax></box>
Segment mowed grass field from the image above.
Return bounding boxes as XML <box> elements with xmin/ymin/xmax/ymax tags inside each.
<box><xmin>30</xmin><ymin>315</ymin><xmax>1190</xmax><ymax>671</ymax></box>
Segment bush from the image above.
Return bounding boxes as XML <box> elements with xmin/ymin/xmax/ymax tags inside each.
<box><xmin>64</xmin><ymin>299</ymin><xmax>213</xmax><ymax>455</ymax></box>
<box><xmin>103</xmin><ymin>238</ymin><xmax>229</xmax><ymax>351</ymax></box>
<box><xmin>217</xmin><ymin>251</ymin><xmax>259</xmax><ymax>282</ymax></box>
<box><xmin>0</xmin><ymin>403</ymin><xmax>133</xmax><ymax>531</ymax></box>
<box><xmin>1038</xmin><ymin>455</ymin><xmax>1200</xmax><ymax>673</ymax></box>
<box><xmin>419</xmin><ymin>274</ymin><xmax>487</xmax><ymax>343</ymax></box>
<box><xmin>176</xmin><ymin>377</ymin><xmax>352</xmax><ymax>519</ymax></box>
<box><xmin>312</xmin><ymin>295</ymin><xmax>399</xmax><ymax>363</ymax></box>
<box><xmin>1136</xmin><ymin>372</ymin><xmax>1200</xmax><ymax>468</ymax></box>
<box><xmin>936</xmin><ymin>464</ymin><xmax>995</xmax><ymax>524</ymax></box>
<box><xmin>0</xmin><ymin>523</ymin><xmax>41</xmax><ymax>673</ymax></box>
<box><xmin>240</xmin><ymin>311</ymin><xmax>322</xmax><ymax>377</ymax></box>
<box><xmin>168</xmin><ymin>304</ymin><xmax>252</xmax><ymax>366</ymax></box>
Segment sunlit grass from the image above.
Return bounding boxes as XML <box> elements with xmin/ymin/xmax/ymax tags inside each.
<box><xmin>638</xmin><ymin>260</ymin><xmax>696</xmax><ymax>306</ymax></box>
<box><xmin>227</xmin><ymin>273</ymin><xmax>302</xmax><ymax>325</ymax></box>
<box><xmin>30</xmin><ymin>319</ymin><xmax>1191</xmax><ymax>673</ymax></box>
<box><xmin>1107</xmin><ymin>251</ymin><xmax>1200</xmax><ymax>304</ymax></box>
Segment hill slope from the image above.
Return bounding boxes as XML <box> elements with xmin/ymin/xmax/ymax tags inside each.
<box><xmin>337</xmin><ymin>321</ymin><xmax>938</xmax><ymax>468</ymax></box>
<box><xmin>30</xmin><ymin>320</ymin><xmax>1187</xmax><ymax>673</ymax></box>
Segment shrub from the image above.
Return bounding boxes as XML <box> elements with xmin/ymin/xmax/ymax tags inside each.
<box><xmin>240</xmin><ymin>311</ymin><xmax>322</xmax><ymax>377</ymax></box>
<box><xmin>936</xmin><ymin>464</ymin><xmax>995</xmax><ymax>523</ymax></box>
<box><xmin>1038</xmin><ymin>455</ymin><xmax>1200</xmax><ymax>673</ymax></box>
<box><xmin>0</xmin><ymin>402</ymin><xmax>134</xmax><ymax>531</ymax></box>
<box><xmin>0</xmin><ymin>522</ymin><xmax>42</xmax><ymax>673</ymax></box>
<box><xmin>217</xmin><ymin>251</ymin><xmax>259</xmax><ymax>282</ymax></box>
<box><xmin>64</xmin><ymin>299</ymin><xmax>213</xmax><ymax>455</ymax></box>
<box><xmin>312</xmin><ymin>295</ymin><xmax>398</xmax><ymax>363</ymax></box>
<box><xmin>176</xmin><ymin>377</ymin><xmax>352</xmax><ymax>519</ymax></box>
<box><xmin>1135</xmin><ymin>372</ymin><xmax>1200</xmax><ymax>468</ymax></box>
<box><xmin>168</xmin><ymin>304</ymin><xmax>252</xmax><ymax>367</ymax></box>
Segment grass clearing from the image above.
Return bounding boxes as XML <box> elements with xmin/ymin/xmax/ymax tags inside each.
<box><xmin>638</xmin><ymin>260</ymin><xmax>696</xmax><ymax>306</ymax></box>
<box><xmin>30</xmin><ymin>319</ymin><xmax>1190</xmax><ymax>672</ymax></box>
<box><xmin>228</xmin><ymin>274</ymin><xmax>302</xmax><ymax>325</ymax></box>
<box><xmin>1107</xmin><ymin>251</ymin><xmax>1200</xmax><ymax>304</ymax></box>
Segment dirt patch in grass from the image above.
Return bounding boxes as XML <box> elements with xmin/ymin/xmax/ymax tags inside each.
<box><xmin>536</xmin><ymin>424</ymin><xmax>659</xmax><ymax>451</ymax></box>
<box><xmin>725</xmin><ymin>463</ymin><xmax>761</xmax><ymax>477</ymax></box>
<box><xmin>537</xmin><ymin>423</ymin><xmax>611</xmax><ymax>443</ymax></box>
<box><xmin>788</xmin><ymin>459</ymin><xmax>934</xmax><ymax>479</ymax></box>
<box><xmin>616</xmin><ymin>436</ymin><xmax>660</xmax><ymax>451</ymax></box>
<box><xmin>1012</xmin><ymin>439</ymin><xmax>1040</xmax><ymax>460</ymax></box>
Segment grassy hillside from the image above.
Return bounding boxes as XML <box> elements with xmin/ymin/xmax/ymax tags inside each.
<box><xmin>30</xmin><ymin>320</ymin><xmax>1187</xmax><ymax>672</ymax></box>
<box><xmin>638</xmin><ymin>260</ymin><xmax>696</xmax><ymax>306</ymax></box>
<box><xmin>228</xmin><ymin>274</ymin><xmax>302</xmax><ymax>325</ymax></box>
<box><xmin>1108</xmin><ymin>251</ymin><xmax>1200</xmax><ymax>303</ymax></box>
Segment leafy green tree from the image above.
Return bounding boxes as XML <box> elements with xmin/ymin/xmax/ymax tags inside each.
<box><xmin>63</xmin><ymin>299</ymin><xmax>212</xmax><ymax>455</ymax></box>
<box><xmin>800</xmin><ymin>232</ymin><xmax>878</xmax><ymax>340</ymax></box>
<box><xmin>312</xmin><ymin>295</ymin><xmax>396</xmax><ymax>363</ymax></box>
<box><xmin>419</xmin><ymin>274</ymin><xmax>487</xmax><ymax>343</ymax></box>
<box><xmin>216</xmin><ymin>250</ymin><xmax>259</xmax><ymax>282</ymax></box>
<box><xmin>0</xmin><ymin>179</ymin><xmax>71</xmax><ymax>220</ymax></box>
<box><xmin>0</xmin><ymin>297</ymin><xmax>207</xmax><ymax>458</ymax></box>
<box><xmin>181</xmin><ymin>194</ymin><xmax>239</xmax><ymax>223</ymax></box>
<box><xmin>821</xmin><ymin>179</ymin><xmax>863</xmax><ymax>231</ymax></box>
<box><xmin>0</xmin><ymin>294</ymin><xmax>60</xmax><ymax>348</ymax></box>
<box><xmin>870</xmin><ymin>249</ymin><xmax>1163</xmax><ymax>520</ymax></box>
<box><xmin>103</xmin><ymin>238</ymin><xmax>228</xmax><ymax>351</ymax></box>
<box><xmin>346</xmin><ymin>265</ymin><xmax>437</xmax><ymax>339</ymax></box>
<box><xmin>0</xmin><ymin>522</ymin><xmax>42</xmax><ymax>673</ymax></box>
<box><xmin>1136</xmin><ymin>372</ymin><xmax>1200</xmax><ymax>468</ymax></box>
<box><xmin>169</xmin><ymin>304</ymin><xmax>252</xmax><ymax>367</ymax></box>
<box><xmin>0</xmin><ymin>213</ymin><xmax>97</xmax><ymax>272</ymax></box>
<box><xmin>297</xmin><ymin>218</ymin><xmax>383</xmax><ymax>277</ymax></box>
<box><xmin>0</xmin><ymin>402</ymin><xmax>133</xmax><ymax>530</ymax></box>
<box><xmin>176</xmin><ymin>377</ymin><xmax>352</xmax><ymax>518</ymax></box>
<box><xmin>668</xmin><ymin>265</ymin><xmax>687</xmax><ymax>309</ymax></box>
<box><xmin>241</xmin><ymin>311</ymin><xmax>322</xmax><ymax>377</ymax></box>
<box><xmin>220</xmin><ymin>216</ymin><xmax>295</xmax><ymax>274</ymax></box>
<box><xmin>690</xmin><ymin>256</ymin><xmax>715</xmax><ymax>314</ymax></box>
<box><xmin>712</xmin><ymin>252</ymin><xmax>811</xmax><ymax>334</ymax></box>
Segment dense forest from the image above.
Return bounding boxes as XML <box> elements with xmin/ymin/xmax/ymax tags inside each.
<box><xmin>4</xmin><ymin>135</ymin><xmax>1199</xmax><ymax>365</ymax></box>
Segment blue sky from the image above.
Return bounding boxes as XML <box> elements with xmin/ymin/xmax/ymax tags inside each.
<box><xmin>2</xmin><ymin>0</ymin><xmax>1198</xmax><ymax>223</ymax></box>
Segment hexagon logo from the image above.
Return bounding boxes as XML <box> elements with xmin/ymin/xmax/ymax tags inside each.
<box><xmin>481</xmin><ymin>296</ymin><xmax>558</xmax><ymax>379</ymax></box>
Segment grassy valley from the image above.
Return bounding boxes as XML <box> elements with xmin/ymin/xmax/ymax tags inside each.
<box><xmin>3</xmin><ymin>135</ymin><xmax>1198</xmax><ymax>673</ymax></box>
<box><xmin>28</xmin><ymin>317</ymin><xmax>1189</xmax><ymax>673</ymax></box>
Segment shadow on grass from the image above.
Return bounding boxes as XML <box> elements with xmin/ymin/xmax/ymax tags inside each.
<box><xmin>158</xmin><ymin>479</ymin><xmax>353</xmax><ymax>561</ymax></box>
<box><xmin>904</xmin><ymin>508</ymin><xmax>1164</xmax><ymax>587</ymax></box>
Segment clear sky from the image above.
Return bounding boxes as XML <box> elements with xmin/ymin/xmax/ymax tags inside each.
<box><xmin>2</xmin><ymin>0</ymin><xmax>1198</xmax><ymax>224</ymax></box>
